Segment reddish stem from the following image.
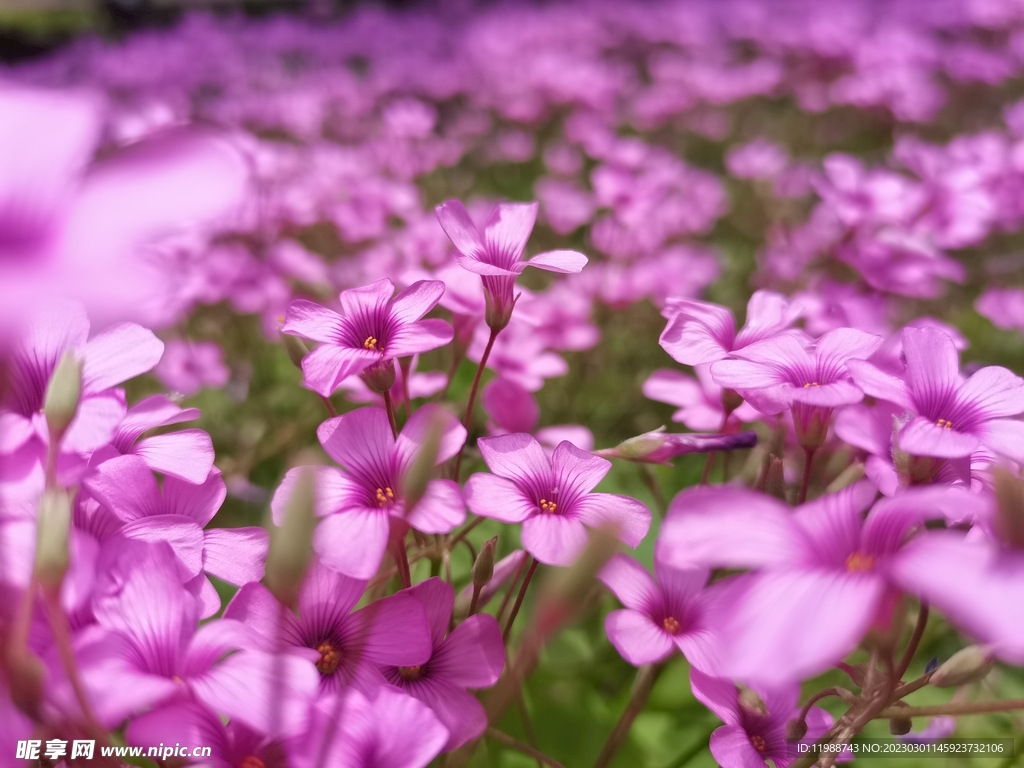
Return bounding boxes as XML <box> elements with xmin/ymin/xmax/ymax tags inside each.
<box><xmin>502</xmin><ymin>557</ymin><xmax>539</xmax><ymax>644</ymax></box>
<box><xmin>383</xmin><ymin>391</ymin><xmax>399</xmax><ymax>438</ymax></box>
<box><xmin>798</xmin><ymin>447</ymin><xmax>816</xmax><ymax>504</ymax></box>
<box><xmin>454</xmin><ymin>326</ymin><xmax>500</xmax><ymax>481</ymax></box>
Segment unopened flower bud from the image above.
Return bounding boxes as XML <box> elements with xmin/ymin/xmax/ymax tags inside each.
<box><xmin>792</xmin><ymin>404</ymin><xmax>830</xmax><ymax>451</ymax></box>
<box><xmin>595</xmin><ymin>428</ymin><xmax>758</xmax><ymax>465</ymax></box>
<box><xmin>403</xmin><ymin>409</ymin><xmax>447</xmax><ymax>514</ymax></box>
<box><xmin>34</xmin><ymin>488</ymin><xmax>73</xmax><ymax>593</ymax></box>
<box><xmin>454</xmin><ymin>550</ymin><xmax>526</xmax><ymax>617</ymax></box>
<box><xmin>281</xmin><ymin>331</ymin><xmax>310</xmax><ymax>370</ymax></box>
<box><xmin>786</xmin><ymin>718</ymin><xmax>808</xmax><ymax>741</ymax></box>
<box><xmin>738</xmin><ymin>685</ymin><xmax>769</xmax><ymax>717</ymax></box>
<box><xmin>484</xmin><ymin>289</ymin><xmax>519</xmax><ymax>333</ymax></box>
<box><xmin>473</xmin><ymin>536</ymin><xmax>498</xmax><ymax>589</ymax></box>
<box><xmin>265</xmin><ymin>465</ymin><xmax>317</xmax><ymax>609</ymax></box>
<box><xmin>889</xmin><ymin>716</ymin><xmax>913</xmax><ymax>735</ymax></box>
<box><xmin>361</xmin><ymin>358</ymin><xmax>397</xmax><ymax>394</ymax></box>
<box><xmin>930</xmin><ymin>646</ymin><xmax>994</xmax><ymax>688</ymax></box>
<box><xmin>6</xmin><ymin>648</ymin><xmax>46</xmax><ymax>720</ymax></box>
<box><xmin>993</xmin><ymin>467</ymin><xmax>1024</xmax><ymax>550</ymax></box>
<box><xmin>44</xmin><ymin>352</ymin><xmax>82</xmax><ymax>441</ymax></box>
<box><xmin>764</xmin><ymin>455</ymin><xmax>787</xmax><ymax>501</ymax></box>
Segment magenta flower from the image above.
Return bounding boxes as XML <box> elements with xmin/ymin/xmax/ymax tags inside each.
<box><xmin>155</xmin><ymin>339</ymin><xmax>230</xmax><ymax>396</ymax></box>
<box><xmin>225</xmin><ymin>561</ymin><xmax>432</xmax><ymax>696</ymax></box>
<box><xmin>711</xmin><ymin>329</ymin><xmax>882</xmax><ymax>449</ymax></box>
<box><xmin>690</xmin><ymin>669</ymin><xmax>834</xmax><ymax>768</ymax></box>
<box><xmin>643</xmin><ymin>365</ymin><xmax>760</xmax><ymax>432</ymax></box>
<box><xmin>282</xmin><ymin>279</ymin><xmax>453</xmax><ymax>397</ymax></box>
<box><xmin>848</xmin><ymin>326</ymin><xmax>1024</xmax><ymax>464</ymax></box>
<box><xmin>598</xmin><ymin>554</ymin><xmax>724</xmax><ymax>672</ymax></box>
<box><xmin>272</xmin><ymin>405</ymin><xmax>466</xmax><ymax>579</ymax></box>
<box><xmin>82</xmin><ymin>454</ymin><xmax>267</xmax><ymax>616</ymax></box>
<box><xmin>482</xmin><ymin>376</ymin><xmax>594</xmax><ymax>452</ymax></box>
<box><xmin>381</xmin><ymin>578</ymin><xmax>504</xmax><ymax>750</ymax></box>
<box><xmin>465</xmin><ymin>434</ymin><xmax>651</xmax><ymax>566</ymax></box>
<box><xmin>435</xmin><ymin>200</ymin><xmax>587</xmax><ymax>330</ymax></box>
<box><xmin>656</xmin><ymin>482</ymin><xmax>987</xmax><ymax>683</ymax></box>
<box><xmin>297</xmin><ymin>687</ymin><xmax>448</xmax><ymax>768</ymax></box>
<box><xmin>76</xmin><ymin>541</ymin><xmax>318</xmax><ymax>735</ymax></box>
<box><xmin>659</xmin><ymin>290</ymin><xmax>803</xmax><ymax>367</ymax></box>
<box><xmin>976</xmin><ymin>287</ymin><xmax>1024</xmax><ymax>333</ymax></box>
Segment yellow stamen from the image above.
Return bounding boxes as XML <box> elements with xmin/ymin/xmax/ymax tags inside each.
<box><xmin>316</xmin><ymin>642</ymin><xmax>341</xmax><ymax>675</ymax></box>
<box><xmin>375</xmin><ymin>487</ymin><xmax>396</xmax><ymax>507</ymax></box>
<box><xmin>363</xmin><ymin>336</ymin><xmax>378</xmax><ymax>350</ymax></box>
<box><xmin>936</xmin><ymin>418</ymin><xmax>953</xmax><ymax>430</ymax></box>
<box><xmin>803</xmin><ymin>382</ymin><xmax>820</xmax><ymax>388</ymax></box>
<box><xmin>539</xmin><ymin>498</ymin><xmax>557</xmax><ymax>513</ymax></box>
<box><xmin>750</xmin><ymin>735</ymin><xmax>767</xmax><ymax>752</ymax></box>
<box><xmin>662</xmin><ymin>616</ymin><xmax>681</xmax><ymax>635</ymax></box>
<box><xmin>845</xmin><ymin>551</ymin><xmax>875</xmax><ymax>572</ymax></box>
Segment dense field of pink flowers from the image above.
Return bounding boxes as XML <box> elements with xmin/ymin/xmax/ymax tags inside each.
<box><xmin>4</xmin><ymin>1</ymin><xmax>1024</xmax><ymax>766</ymax></box>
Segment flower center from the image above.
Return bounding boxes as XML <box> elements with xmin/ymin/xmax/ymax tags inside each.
<box><xmin>363</xmin><ymin>335</ymin><xmax>379</xmax><ymax>351</ymax></box>
<box><xmin>375</xmin><ymin>487</ymin><xmax>396</xmax><ymax>507</ymax></box>
<box><xmin>399</xmin><ymin>665</ymin><xmax>423</xmax><ymax>681</ymax></box>
<box><xmin>803</xmin><ymin>382</ymin><xmax>820</xmax><ymax>388</ymax></box>
<box><xmin>845</xmin><ymin>551</ymin><xmax>875</xmax><ymax>572</ymax></box>
<box><xmin>750</xmin><ymin>734</ymin><xmax>767</xmax><ymax>753</ymax></box>
<box><xmin>239</xmin><ymin>757</ymin><xmax>266</xmax><ymax>768</ymax></box>
<box><xmin>936</xmin><ymin>418</ymin><xmax>953</xmax><ymax>430</ymax></box>
<box><xmin>662</xmin><ymin>616</ymin><xmax>681</xmax><ymax>635</ymax></box>
<box><xmin>539</xmin><ymin>498</ymin><xmax>558</xmax><ymax>514</ymax></box>
<box><xmin>316</xmin><ymin>642</ymin><xmax>341</xmax><ymax>675</ymax></box>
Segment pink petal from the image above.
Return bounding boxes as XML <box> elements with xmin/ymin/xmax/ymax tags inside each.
<box><xmin>551</xmin><ymin>441</ymin><xmax>610</xmax><ymax>496</ymax></box>
<box><xmin>83</xmin><ymin>454</ymin><xmax>162</xmax><ymax>521</ymax></box>
<box><xmin>599</xmin><ymin>554</ymin><xmax>662</xmax><ymax>613</ymax></box>
<box><xmin>223</xmin><ymin>581</ymin><xmax>300</xmax><ymax>650</ymax></box>
<box><xmin>605</xmin><ymin>609</ymin><xmax>676</xmax><ymax>666</ymax></box>
<box><xmin>642</xmin><ymin>368</ymin><xmax>704</xmax><ymax>408</ymax></box>
<box><xmin>710</xmin><ymin>359</ymin><xmax>791</xmax><ymax>391</ymax></box>
<box><xmin>369</xmin><ymin>688</ymin><xmax>450</xmax><ymax>768</ymax></box>
<box><xmin>833</xmin><ymin>403</ymin><xmax>893</xmax><ymax>455</ymax></box>
<box><xmin>126</xmin><ymin>701</ymin><xmax>227</xmax><ymax>757</ymax></box>
<box><xmin>719</xmin><ymin>570</ymin><xmax>883</xmax><ymax>684</ymax></box>
<box><xmin>394</xmin><ymin>403</ymin><xmax>466</xmax><ymax>473</ymax></box>
<box><xmin>81</xmin><ymin>322</ymin><xmax>164</xmax><ymax>394</ymax></box>
<box><xmin>453</xmin><ymin>252</ymin><xmax>518</xmax><ymax>277</ymax></box>
<box><xmin>317</xmin><ymin>408</ymin><xmax>395</xmax><ymax>482</ymax></box>
<box><xmin>133</xmin><ymin>429</ymin><xmax>215</xmax><ymax>484</ymax></box>
<box><xmin>902</xmin><ymin>326</ymin><xmax>960</xmax><ymax>412</ymax></box>
<box><xmin>975</xmin><ymin>418</ymin><xmax>1024</xmax><ymax>464</ymax></box>
<box><xmin>314</xmin><ymin>509</ymin><xmax>391</xmax><ymax>580</ymax></box>
<box><xmin>282</xmin><ymin>300</ymin><xmax>345</xmax><ymax>343</ymax></box>
<box><xmin>191</xmin><ymin>650</ymin><xmax>319</xmax><ymax>738</ymax></box>
<box><xmin>897</xmin><ymin>416</ymin><xmax>980</xmax><ymax>458</ymax></box>
<box><xmin>300</xmin><ymin>344</ymin><xmax>377</xmax><ymax>396</ymax></box>
<box><xmin>405</xmin><ymin>479</ymin><xmax>465</xmax><ymax>534</ymax></box>
<box><xmin>430</xmin><ymin>613</ymin><xmax>505</xmax><ymax>688</ymax></box>
<box><xmin>385</xmin><ymin>318</ymin><xmax>454</xmax><ymax>359</ymax></box>
<box><xmin>118</xmin><ymin>516</ymin><xmax>206</xmax><ymax>580</ymax></box>
<box><xmin>409</xmin><ymin>678</ymin><xmax>486</xmax><ymax>752</ymax></box>
<box><xmin>526</xmin><ymin>249</ymin><xmax>588</xmax><ymax>273</ymax></box>
<box><xmin>657</xmin><ymin>487</ymin><xmax>804</xmax><ymax>571</ymax></box>
<box><xmin>464</xmin><ymin>473</ymin><xmax>535</xmax><ymax>523</ymax></box>
<box><xmin>575</xmin><ymin>493</ymin><xmax>651</xmax><ymax>548</ymax></box>
<box><xmin>435</xmin><ymin>200</ymin><xmax>485</xmax><ymax>259</ymax></box>
<box><xmin>710</xmin><ymin>724</ymin><xmax>770</xmax><ymax>768</ymax></box>
<box><xmin>847</xmin><ymin>360</ymin><xmax>914</xmax><ymax>410</ymax></box>
<box><xmin>735</xmin><ymin>289</ymin><xmax>803</xmax><ymax>348</ymax></box>
<box><xmin>184</xmin><ymin>617</ymin><xmax>261</xmax><ymax>672</ymax></box>
<box><xmin>271</xmin><ymin>465</ymin><xmax>362</xmax><ymax>524</ymax></box>
<box><xmin>338</xmin><ymin>277</ymin><xmax>396</xmax><ymax>318</ymax></box>
<box><xmin>203</xmin><ymin>527</ymin><xmax>268</xmax><ymax>585</ymax></box>
<box><xmin>814</xmin><ymin>328</ymin><xmax>883</xmax><ymax>382</ymax></box>
<box><xmin>62</xmin><ymin>392</ymin><xmax>126</xmax><ymax>453</ymax></box>
<box><xmin>790</xmin><ymin>380</ymin><xmax>865</xmax><ymax>407</ymax></box>
<box><xmin>162</xmin><ymin>470</ymin><xmax>226</xmax><ymax>526</ymax></box>
<box><xmin>483</xmin><ymin>201</ymin><xmax>538</xmax><ymax>266</ymax></box>
<box><xmin>688</xmin><ymin>668</ymin><xmax>740</xmax><ymax>725</ymax></box>
<box><xmin>115</xmin><ymin>394</ymin><xmax>199</xmax><ymax>442</ymax></box>
<box><xmin>659</xmin><ymin>301</ymin><xmax>735</xmax><ymax>366</ymax></box>
<box><xmin>655</xmin><ymin>560</ymin><xmax>712</xmax><ymax>609</ymax></box>
<box><xmin>954</xmin><ymin>366</ymin><xmax>1024</xmax><ymax>421</ymax></box>
<box><xmin>389</xmin><ymin>280</ymin><xmax>446</xmax><ymax>323</ymax></box>
<box><xmin>343</xmin><ymin>593</ymin><xmax>433</xmax><ymax>667</ymax></box>
<box><xmin>407</xmin><ymin>577</ymin><xmax>454</xmax><ymax>649</ymax></box>
<box><xmin>521</xmin><ymin>514</ymin><xmax>588</xmax><ymax>566</ymax></box>
<box><xmin>477</xmin><ymin>432</ymin><xmax>551</xmax><ymax>488</ymax></box>
<box><xmin>793</xmin><ymin>481</ymin><xmax>876</xmax><ymax>565</ymax></box>
<box><xmin>483</xmin><ymin>377</ymin><xmax>540</xmax><ymax>434</ymax></box>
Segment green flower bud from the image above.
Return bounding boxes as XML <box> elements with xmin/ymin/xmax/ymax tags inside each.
<box><xmin>473</xmin><ymin>536</ymin><xmax>498</xmax><ymax>589</ymax></box>
<box><xmin>764</xmin><ymin>455</ymin><xmax>787</xmax><ymax>501</ymax></box>
<box><xmin>281</xmin><ymin>332</ymin><xmax>310</xmax><ymax>370</ymax></box>
<box><xmin>265</xmin><ymin>465</ymin><xmax>317</xmax><ymax>609</ymax></box>
<box><xmin>34</xmin><ymin>488</ymin><xmax>73</xmax><ymax>593</ymax></box>
<box><xmin>930</xmin><ymin>646</ymin><xmax>994</xmax><ymax>688</ymax></box>
<box><xmin>738</xmin><ymin>685</ymin><xmax>769</xmax><ymax>717</ymax></box>
<box><xmin>43</xmin><ymin>352</ymin><xmax>82</xmax><ymax>441</ymax></box>
<box><xmin>786</xmin><ymin>718</ymin><xmax>808</xmax><ymax>741</ymax></box>
<box><xmin>993</xmin><ymin>467</ymin><xmax>1024</xmax><ymax>550</ymax></box>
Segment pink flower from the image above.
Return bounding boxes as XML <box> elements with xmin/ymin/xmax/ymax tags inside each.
<box><xmin>657</xmin><ymin>482</ymin><xmax>987</xmax><ymax>684</ymax></box>
<box><xmin>691</xmin><ymin>669</ymin><xmax>835</xmax><ymax>768</ymax></box>
<box><xmin>272</xmin><ymin>406</ymin><xmax>466</xmax><ymax>579</ymax></box>
<box><xmin>711</xmin><ymin>329</ymin><xmax>882</xmax><ymax>449</ymax></box>
<box><xmin>224</xmin><ymin>561</ymin><xmax>432</xmax><ymax>695</ymax></box>
<box><xmin>599</xmin><ymin>554</ymin><xmax>725</xmax><ymax>671</ymax></box>
<box><xmin>643</xmin><ymin>365</ymin><xmax>760</xmax><ymax>431</ymax></box>
<box><xmin>155</xmin><ymin>339</ymin><xmax>230</xmax><ymax>396</ymax></box>
<box><xmin>435</xmin><ymin>200</ymin><xmax>587</xmax><ymax>330</ymax></box>
<box><xmin>482</xmin><ymin>377</ymin><xmax>594</xmax><ymax>451</ymax></box>
<box><xmin>659</xmin><ymin>290</ymin><xmax>803</xmax><ymax>367</ymax></box>
<box><xmin>465</xmin><ymin>434</ymin><xmax>650</xmax><ymax>566</ymax></box>
<box><xmin>976</xmin><ymin>287</ymin><xmax>1024</xmax><ymax>333</ymax></box>
<box><xmin>282</xmin><ymin>279</ymin><xmax>452</xmax><ymax>397</ymax></box>
<box><xmin>848</xmin><ymin>326</ymin><xmax>1024</xmax><ymax>464</ymax></box>
<box><xmin>382</xmin><ymin>578</ymin><xmax>504</xmax><ymax>751</ymax></box>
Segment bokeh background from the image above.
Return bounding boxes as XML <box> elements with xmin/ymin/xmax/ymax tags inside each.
<box><xmin>4</xmin><ymin>1</ymin><xmax>1024</xmax><ymax>765</ymax></box>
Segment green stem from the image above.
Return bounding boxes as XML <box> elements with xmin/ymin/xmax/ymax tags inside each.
<box><xmin>502</xmin><ymin>557</ymin><xmax>539</xmax><ymax>644</ymax></box>
<box><xmin>454</xmin><ymin>326</ymin><xmax>500</xmax><ymax>481</ymax></box>
<box><xmin>593</xmin><ymin>664</ymin><xmax>664</xmax><ymax>768</ymax></box>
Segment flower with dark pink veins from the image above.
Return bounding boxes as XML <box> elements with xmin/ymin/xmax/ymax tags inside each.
<box><xmin>711</xmin><ymin>329</ymin><xmax>882</xmax><ymax>449</ymax></box>
<box><xmin>464</xmin><ymin>434</ymin><xmax>650</xmax><ymax>566</ymax></box>
<box><xmin>435</xmin><ymin>200</ymin><xmax>587</xmax><ymax>330</ymax></box>
<box><xmin>656</xmin><ymin>482</ymin><xmax>987</xmax><ymax>684</ymax></box>
<box><xmin>659</xmin><ymin>290</ymin><xmax>803</xmax><ymax>367</ymax></box>
<box><xmin>381</xmin><ymin>578</ymin><xmax>504</xmax><ymax>751</ymax></box>
<box><xmin>282</xmin><ymin>278</ymin><xmax>452</xmax><ymax>396</ymax></box>
<box><xmin>224</xmin><ymin>561</ymin><xmax>432</xmax><ymax>696</ymax></box>
<box><xmin>643</xmin><ymin>365</ymin><xmax>760</xmax><ymax>432</ymax></box>
<box><xmin>296</xmin><ymin>687</ymin><xmax>448</xmax><ymax>768</ymax></box>
<box><xmin>272</xmin><ymin>405</ymin><xmax>466</xmax><ymax>579</ymax></box>
<box><xmin>690</xmin><ymin>668</ymin><xmax>835</xmax><ymax>768</ymax></box>
<box><xmin>75</xmin><ymin>541</ymin><xmax>318</xmax><ymax>736</ymax></box>
<box><xmin>848</xmin><ymin>326</ymin><xmax>1024</xmax><ymax>464</ymax></box>
<box><xmin>599</xmin><ymin>554</ymin><xmax>725</xmax><ymax>672</ymax></box>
